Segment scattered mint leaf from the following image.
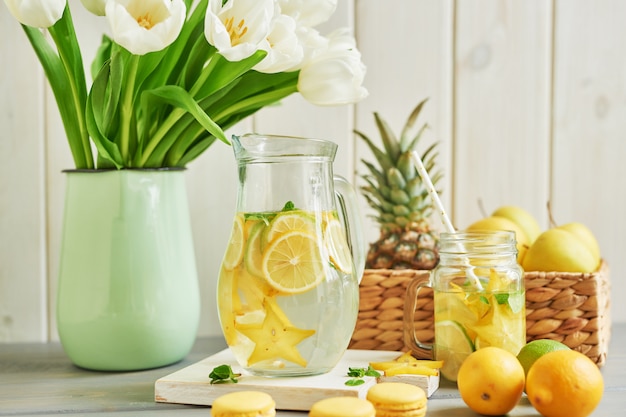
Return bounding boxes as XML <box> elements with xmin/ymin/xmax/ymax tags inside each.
<box><xmin>345</xmin><ymin>378</ymin><xmax>365</xmax><ymax>386</ymax></box>
<box><xmin>345</xmin><ymin>366</ymin><xmax>380</xmax><ymax>385</ymax></box>
<box><xmin>347</xmin><ymin>367</ymin><xmax>366</xmax><ymax>378</ymax></box>
<box><xmin>364</xmin><ymin>366</ymin><xmax>381</xmax><ymax>377</ymax></box>
<box><xmin>480</xmin><ymin>295</ymin><xmax>490</xmax><ymax>305</ymax></box>
<box><xmin>209</xmin><ymin>364</ymin><xmax>241</xmax><ymax>384</ymax></box>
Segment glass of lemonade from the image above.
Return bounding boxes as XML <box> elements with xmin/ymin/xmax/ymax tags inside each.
<box><xmin>404</xmin><ymin>230</ymin><xmax>526</xmax><ymax>381</ymax></box>
<box><xmin>217</xmin><ymin>134</ymin><xmax>365</xmax><ymax>377</ymax></box>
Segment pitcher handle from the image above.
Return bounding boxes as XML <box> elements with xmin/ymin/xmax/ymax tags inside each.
<box><xmin>333</xmin><ymin>175</ymin><xmax>366</xmax><ymax>283</ymax></box>
<box><xmin>403</xmin><ymin>275</ymin><xmax>434</xmax><ymax>358</ymax></box>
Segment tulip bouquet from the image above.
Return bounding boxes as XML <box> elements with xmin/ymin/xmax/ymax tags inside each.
<box><xmin>4</xmin><ymin>0</ymin><xmax>368</xmax><ymax>169</ymax></box>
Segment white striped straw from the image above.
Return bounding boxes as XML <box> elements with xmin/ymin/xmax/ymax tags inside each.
<box><xmin>410</xmin><ymin>150</ymin><xmax>483</xmax><ymax>290</ymax></box>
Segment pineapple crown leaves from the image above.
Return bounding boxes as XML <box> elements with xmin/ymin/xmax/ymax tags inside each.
<box><xmin>356</xmin><ymin>98</ymin><xmax>443</xmax><ymax>232</ymax></box>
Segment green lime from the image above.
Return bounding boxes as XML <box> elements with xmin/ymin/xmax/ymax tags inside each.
<box><xmin>517</xmin><ymin>339</ymin><xmax>570</xmax><ymax>376</ymax></box>
<box><xmin>435</xmin><ymin>320</ymin><xmax>475</xmax><ymax>382</ymax></box>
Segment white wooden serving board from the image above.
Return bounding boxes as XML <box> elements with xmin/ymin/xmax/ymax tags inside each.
<box><xmin>154</xmin><ymin>349</ymin><xmax>439</xmax><ymax>411</ymax></box>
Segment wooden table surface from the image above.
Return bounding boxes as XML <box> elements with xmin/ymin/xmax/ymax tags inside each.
<box><xmin>1</xmin><ymin>324</ymin><xmax>624</xmax><ymax>416</ymax></box>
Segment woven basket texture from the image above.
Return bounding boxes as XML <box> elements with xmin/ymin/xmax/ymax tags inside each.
<box><xmin>349</xmin><ymin>261</ymin><xmax>611</xmax><ymax>366</ymax></box>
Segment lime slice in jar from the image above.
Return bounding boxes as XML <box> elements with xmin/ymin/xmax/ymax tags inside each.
<box><xmin>245</xmin><ymin>221</ymin><xmax>267</xmax><ymax>277</ymax></box>
<box><xmin>435</xmin><ymin>320</ymin><xmax>475</xmax><ymax>382</ymax></box>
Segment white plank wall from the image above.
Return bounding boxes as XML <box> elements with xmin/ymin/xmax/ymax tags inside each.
<box><xmin>0</xmin><ymin>0</ymin><xmax>624</xmax><ymax>343</ymax></box>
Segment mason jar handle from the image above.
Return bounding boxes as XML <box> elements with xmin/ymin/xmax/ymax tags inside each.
<box><xmin>333</xmin><ymin>175</ymin><xmax>366</xmax><ymax>283</ymax></box>
<box><xmin>403</xmin><ymin>276</ymin><xmax>434</xmax><ymax>358</ymax></box>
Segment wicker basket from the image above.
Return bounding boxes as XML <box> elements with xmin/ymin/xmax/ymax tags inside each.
<box><xmin>349</xmin><ymin>261</ymin><xmax>611</xmax><ymax>366</ymax></box>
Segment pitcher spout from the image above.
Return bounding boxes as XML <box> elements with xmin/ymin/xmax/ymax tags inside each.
<box><xmin>231</xmin><ymin>133</ymin><xmax>337</xmax><ymax>163</ymax></box>
<box><xmin>231</xmin><ymin>134</ymin><xmax>244</xmax><ymax>158</ymax></box>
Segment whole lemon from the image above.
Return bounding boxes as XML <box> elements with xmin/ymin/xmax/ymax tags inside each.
<box><xmin>517</xmin><ymin>339</ymin><xmax>570</xmax><ymax>377</ymax></box>
<box><xmin>526</xmin><ymin>349</ymin><xmax>604</xmax><ymax>417</ymax></box>
<box><xmin>523</xmin><ymin>228</ymin><xmax>598</xmax><ymax>273</ymax></box>
<box><xmin>492</xmin><ymin>205</ymin><xmax>542</xmax><ymax>243</ymax></box>
<box><xmin>457</xmin><ymin>347</ymin><xmax>525</xmax><ymax>416</ymax></box>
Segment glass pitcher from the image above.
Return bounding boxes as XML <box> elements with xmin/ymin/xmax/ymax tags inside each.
<box><xmin>217</xmin><ymin>133</ymin><xmax>366</xmax><ymax>377</ymax></box>
<box><xmin>404</xmin><ymin>230</ymin><xmax>526</xmax><ymax>382</ymax></box>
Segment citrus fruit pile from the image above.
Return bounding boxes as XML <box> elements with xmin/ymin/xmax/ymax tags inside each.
<box><xmin>456</xmin><ymin>340</ymin><xmax>604</xmax><ymax>417</ymax></box>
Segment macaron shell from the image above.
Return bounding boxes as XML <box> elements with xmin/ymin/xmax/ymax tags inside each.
<box><xmin>211</xmin><ymin>391</ymin><xmax>276</xmax><ymax>417</ymax></box>
<box><xmin>366</xmin><ymin>382</ymin><xmax>427</xmax><ymax>415</ymax></box>
<box><xmin>309</xmin><ymin>396</ymin><xmax>376</xmax><ymax>417</ymax></box>
<box><xmin>372</xmin><ymin>407</ymin><xmax>427</xmax><ymax>417</ymax></box>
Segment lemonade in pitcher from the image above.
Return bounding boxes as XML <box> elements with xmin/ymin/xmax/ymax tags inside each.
<box><xmin>219</xmin><ymin>134</ymin><xmax>365</xmax><ymax>376</ymax></box>
<box><xmin>217</xmin><ymin>203</ymin><xmax>359</xmax><ymax>376</ymax></box>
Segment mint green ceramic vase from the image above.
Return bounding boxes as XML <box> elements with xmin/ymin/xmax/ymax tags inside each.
<box><xmin>56</xmin><ymin>169</ymin><xmax>200</xmax><ymax>371</ymax></box>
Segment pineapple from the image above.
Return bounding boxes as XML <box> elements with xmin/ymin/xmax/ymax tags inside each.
<box><xmin>356</xmin><ymin>99</ymin><xmax>441</xmax><ymax>270</ymax></box>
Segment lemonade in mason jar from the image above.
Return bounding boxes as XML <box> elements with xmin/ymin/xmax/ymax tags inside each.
<box><xmin>405</xmin><ymin>230</ymin><xmax>526</xmax><ymax>381</ymax></box>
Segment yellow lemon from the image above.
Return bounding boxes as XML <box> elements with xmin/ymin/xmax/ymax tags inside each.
<box><xmin>466</xmin><ymin>216</ymin><xmax>529</xmax><ymax>263</ymax></box>
<box><xmin>526</xmin><ymin>350</ymin><xmax>603</xmax><ymax>417</ymax></box>
<box><xmin>457</xmin><ymin>346</ymin><xmax>525</xmax><ymax>416</ymax></box>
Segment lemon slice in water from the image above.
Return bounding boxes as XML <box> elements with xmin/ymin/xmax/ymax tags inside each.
<box><xmin>262</xmin><ymin>231</ymin><xmax>324</xmax><ymax>294</ymax></box>
<box><xmin>265</xmin><ymin>211</ymin><xmax>316</xmax><ymax>243</ymax></box>
<box><xmin>435</xmin><ymin>320</ymin><xmax>475</xmax><ymax>382</ymax></box>
<box><xmin>324</xmin><ymin>219</ymin><xmax>353</xmax><ymax>274</ymax></box>
<box><xmin>222</xmin><ymin>215</ymin><xmax>245</xmax><ymax>270</ymax></box>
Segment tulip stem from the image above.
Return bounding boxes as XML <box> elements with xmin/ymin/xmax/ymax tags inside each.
<box><xmin>119</xmin><ymin>54</ymin><xmax>140</xmax><ymax>166</ymax></box>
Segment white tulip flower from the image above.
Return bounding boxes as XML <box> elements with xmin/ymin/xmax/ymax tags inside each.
<box><xmin>80</xmin><ymin>0</ymin><xmax>105</xmax><ymax>16</ymax></box>
<box><xmin>3</xmin><ymin>0</ymin><xmax>66</xmax><ymax>28</ymax></box>
<box><xmin>106</xmin><ymin>0</ymin><xmax>186</xmax><ymax>56</ymax></box>
<box><xmin>204</xmin><ymin>0</ymin><xmax>274</xmax><ymax>62</ymax></box>
<box><xmin>277</xmin><ymin>0</ymin><xmax>337</xmax><ymax>28</ymax></box>
<box><xmin>254</xmin><ymin>14</ymin><xmax>303</xmax><ymax>74</ymax></box>
<box><xmin>297</xmin><ymin>28</ymin><xmax>368</xmax><ymax>106</ymax></box>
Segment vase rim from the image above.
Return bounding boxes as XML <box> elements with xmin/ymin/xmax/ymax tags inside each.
<box><xmin>62</xmin><ymin>167</ymin><xmax>186</xmax><ymax>173</ymax></box>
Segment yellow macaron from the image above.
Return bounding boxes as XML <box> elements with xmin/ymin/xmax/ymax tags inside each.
<box><xmin>366</xmin><ymin>382</ymin><xmax>427</xmax><ymax>417</ymax></box>
<box><xmin>309</xmin><ymin>396</ymin><xmax>376</xmax><ymax>417</ymax></box>
<box><xmin>211</xmin><ymin>391</ymin><xmax>276</xmax><ymax>417</ymax></box>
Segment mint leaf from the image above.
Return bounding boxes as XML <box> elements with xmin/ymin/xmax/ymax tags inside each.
<box><xmin>345</xmin><ymin>378</ymin><xmax>365</xmax><ymax>386</ymax></box>
<box><xmin>364</xmin><ymin>366</ymin><xmax>381</xmax><ymax>378</ymax></box>
<box><xmin>494</xmin><ymin>293</ymin><xmax>509</xmax><ymax>305</ymax></box>
<box><xmin>345</xmin><ymin>366</ymin><xmax>380</xmax><ymax>385</ymax></box>
<box><xmin>347</xmin><ymin>367</ymin><xmax>366</xmax><ymax>378</ymax></box>
<box><xmin>209</xmin><ymin>364</ymin><xmax>241</xmax><ymax>384</ymax></box>
<box><xmin>282</xmin><ymin>201</ymin><xmax>296</xmax><ymax>211</ymax></box>
<box><xmin>244</xmin><ymin>212</ymin><xmax>274</xmax><ymax>225</ymax></box>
